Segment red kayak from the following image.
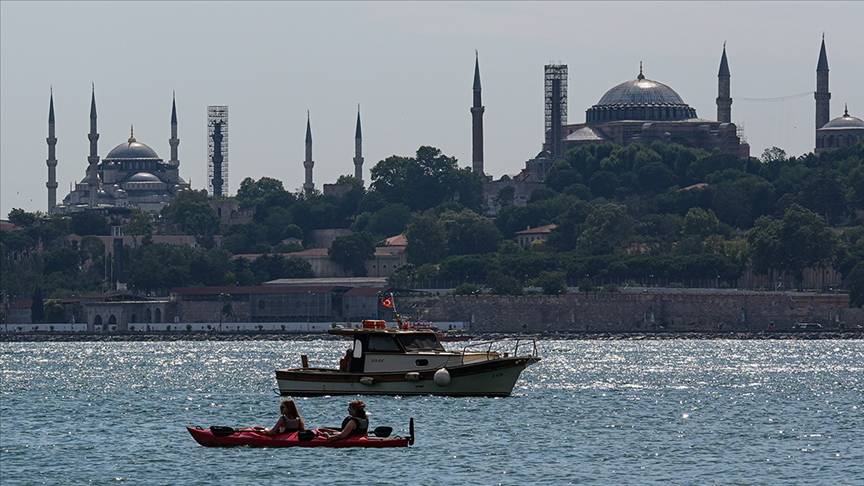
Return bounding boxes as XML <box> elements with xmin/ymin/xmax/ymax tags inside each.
<box><xmin>187</xmin><ymin>419</ymin><xmax>414</xmax><ymax>448</ymax></box>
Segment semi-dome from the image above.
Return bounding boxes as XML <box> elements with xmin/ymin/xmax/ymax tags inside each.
<box><xmin>105</xmin><ymin>128</ymin><xmax>161</xmax><ymax>160</ymax></box>
<box><xmin>820</xmin><ymin>107</ymin><xmax>864</xmax><ymax>130</ymax></box>
<box><xmin>586</xmin><ymin>66</ymin><xmax>697</xmax><ymax>124</ymax></box>
<box><xmin>127</xmin><ymin>172</ymin><xmax>161</xmax><ymax>182</ymax></box>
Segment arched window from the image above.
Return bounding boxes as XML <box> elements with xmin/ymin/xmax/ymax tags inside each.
<box><xmin>94</xmin><ymin>315</ymin><xmax>103</xmax><ymax>326</ymax></box>
<box><xmin>108</xmin><ymin>315</ymin><xmax>117</xmax><ymax>325</ymax></box>
<box><xmin>154</xmin><ymin>308</ymin><xmax>162</xmax><ymax>323</ymax></box>
<box><xmin>145</xmin><ymin>308</ymin><xmax>152</xmax><ymax>323</ymax></box>
<box><xmin>130</xmin><ymin>314</ymin><xmax>136</xmax><ymax>323</ymax></box>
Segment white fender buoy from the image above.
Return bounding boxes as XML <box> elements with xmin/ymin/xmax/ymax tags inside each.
<box><xmin>433</xmin><ymin>368</ymin><xmax>451</xmax><ymax>386</ymax></box>
<box><xmin>360</xmin><ymin>376</ymin><xmax>375</xmax><ymax>385</ymax></box>
<box><xmin>405</xmin><ymin>372</ymin><xmax>421</xmax><ymax>381</ymax></box>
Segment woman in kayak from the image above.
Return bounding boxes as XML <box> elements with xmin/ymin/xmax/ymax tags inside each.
<box><xmin>263</xmin><ymin>399</ymin><xmax>305</xmax><ymax>436</ymax></box>
<box><xmin>322</xmin><ymin>400</ymin><xmax>369</xmax><ymax>441</ymax></box>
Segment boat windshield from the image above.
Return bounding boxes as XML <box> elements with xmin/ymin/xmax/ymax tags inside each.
<box><xmin>396</xmin><ymin>333</ymin><xmax>445</xmax><ymax>352</ymax></box>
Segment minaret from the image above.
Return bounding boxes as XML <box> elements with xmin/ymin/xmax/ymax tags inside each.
<box><xmin>303</xmin><ymin>111</ymin><xmax>314</xmax><ymax>195</ymax></box>
<box><xmin>471</xmin><ymin>50</ymin><xmax>485</xmax><ymax>176</ymax></box>
<box><xmin>353</xmin><ymin>105</ymin><xmax>364</xmax><ymax>183</ymax></box>
<box><xmin>815</xmin><ymin>34</ymin><xmax>831</xmax><ymax>133</ymax></box>
<box><xmin>46</xmin><ymin>88</ymin><xmax>58</xmax><ymax>214</ymax></box>
<box><xmin>716</xmin><ymin>43</ymin><xmax>732</xmax><ymax>123</ymax></box>
<box><xmin>87</xmin><ymin>84</ymin><xmax>100</xmax><ymax>208</ymax></box>
<box><xmin>169</xmin><ymin>92</ymin><xmax>179</xmax><ymax>166</ymax></box>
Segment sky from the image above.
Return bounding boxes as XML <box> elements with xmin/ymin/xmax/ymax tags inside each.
<box><xmin>2</xmin><ymin>1</ymin><xmax>863</xmax><ymax>215</ymax></box>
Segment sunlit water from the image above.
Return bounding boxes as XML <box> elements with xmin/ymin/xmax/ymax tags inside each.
<box><xmin>1</xmin><ymin>340</ymin><xmax>862</xmax><ymax>485</ymax></box>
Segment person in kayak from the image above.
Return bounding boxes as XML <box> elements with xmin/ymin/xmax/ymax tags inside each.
<box><xmin>263</xmin><ymin>399</ymin><xmax>305</xmax><ymax>436</ymax></box>
<box><xmin>321</xmin><ymin>400</ymin><xmax>369</xmax><ymax>441</ymax></box>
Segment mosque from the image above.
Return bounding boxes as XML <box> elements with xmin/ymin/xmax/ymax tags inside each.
<box><xmin>46</xmin><ymin>88</ymin><xmax>190</xmax><ymax>214</ymax></box>
<box><xmin>473</xmin><ymin>37</ymin><xmax>863</xmax><ymax>213</ymax></box>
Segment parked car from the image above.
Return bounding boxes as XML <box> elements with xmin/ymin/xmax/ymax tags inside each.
<box><xmin>792</xmin><ymin>322</ymin><xmax>824</xmax><ymax>331</ymax></box>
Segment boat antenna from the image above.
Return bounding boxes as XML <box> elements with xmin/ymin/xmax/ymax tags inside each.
<box><xmin>390</xmin><ymin>291</ymin><xmax>404</xmax><ymax>328</ymax></box>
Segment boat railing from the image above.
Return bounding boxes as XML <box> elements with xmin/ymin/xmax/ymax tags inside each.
<box><xmin>460</xmin><ymin>338</ymin><xmax>538</xmax><ymax>365</ymax></box>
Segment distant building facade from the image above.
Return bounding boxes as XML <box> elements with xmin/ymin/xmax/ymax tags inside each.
<box><xmin>515</xmin><ymin>224</ymin><xmax>558</xmax><ymax>248</ymax></box>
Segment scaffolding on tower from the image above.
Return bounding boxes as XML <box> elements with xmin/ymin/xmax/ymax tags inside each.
<box><xmin>544</xmin><ymin>64</ymin><xmax>568</xmax><ymax>150</ymax></box>
<box><xmin>207</xmin><ymin>105</ymin><xmax>229</xmax><ymax>197</ymax></box>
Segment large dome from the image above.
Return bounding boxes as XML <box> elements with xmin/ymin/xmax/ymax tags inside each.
<box><xmin>105</xmin><ymin>131</ymin><xmax>160</xmax><ymax>160</ymax></box>
<box><xmin>597</xmin><ymin>78</ymin><xmax>686</xmax><ymax>106</ymax></box>
<box><xmin>586</xmin><ymin>69</ymin><xmax>697</xmax><ymax>124</ymax></box>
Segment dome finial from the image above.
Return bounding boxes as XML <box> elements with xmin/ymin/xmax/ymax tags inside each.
<box><xmin>637</xmin><ymin>61</ymin><xmax>645</xmax><ymax>80</ymax></box>
<box><xmin>845</xmin><ymin>103</ymin><xmax>849</xmax><ymax>117</ymax></box>
<box><xmin>128</xmin><ymin>124</ymin><xmax>136</xmax><ymax>143</ymax></box>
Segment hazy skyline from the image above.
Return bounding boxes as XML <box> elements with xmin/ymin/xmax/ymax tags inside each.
<box><xmin>2</xmin><ymin>1</ymin><xmax>863</xmax><ymax>214</ymax></box>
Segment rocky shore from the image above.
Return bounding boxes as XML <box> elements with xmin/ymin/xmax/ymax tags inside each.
<box><xmin>2</xmin><ymin>331</ymin><xmax>862</xmax><ymax>342</ymax></box>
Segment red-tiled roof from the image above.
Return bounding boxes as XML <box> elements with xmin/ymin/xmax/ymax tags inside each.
<box><xmin>382</xmin><ymin>234</ymin><xmax>407</xmax><ymax>246</ymax></box>
<box><xmin>171</xmin><ymin>285</ymin><xmax>338</xmax><ymax>296</ymax></box>
<box><xmin>515</xmin><ymin>224</ymin><xmax>558</xmax><ymax>235</ymax></box>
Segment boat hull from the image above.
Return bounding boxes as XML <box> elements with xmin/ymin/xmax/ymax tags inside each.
<box><xmin>187</xmin><ymin>426</ymin><xmax>410</xmax><ymax>448</ymax></box>
<box><xmin>275</xmin><ymin>356</ymin><xmax>539</xmax><ymax>397</ymax></box>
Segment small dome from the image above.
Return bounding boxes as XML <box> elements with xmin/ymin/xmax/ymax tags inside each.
<box><xmin>821</xmin><ymin>109</ymin><xmax>864</xmax><ymax>130</ymax></box>
<box><xmin>128</xmin><ymin>172</ymin><xmax>161</xmax><ymax>183</ymax></box>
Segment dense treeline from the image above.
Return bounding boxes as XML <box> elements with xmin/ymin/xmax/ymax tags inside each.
<box><xmin>3</xmin><ymin>141</ymin><xmax>864</xmax><ymax>308</ymax></box>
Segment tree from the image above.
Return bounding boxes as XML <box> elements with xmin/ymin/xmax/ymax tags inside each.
<box><xmin>747</xmin><ymin>216</ymin><xmax>783</xmax><ymax>277</ymax></box>
<box><xmin>495</xmin><ymin>186</ymin><xmax>516</xmax><ymax>209</ymax></box>
<box><xmin>360</xmin><ymin>204</ymin><xmax>412</xmax><ymax>238</ymax></box>
<box><xmin>535</xmin><ymin>271</ymin><xmax>567</xmax><ymax>295</ymax></box>
<box><xmin>848</xmin><ymin>263</ymin><xmax>864</xmax><ymax>308</ymax></box>
<box><xmin>778</xmin><ymin>204</ymin><xmax>838</xmax><ymax>288</ymax></box>
<box><xmin>747</xmin><ymin>205</ymin><xmax>837</xmax><ymax>289</ymax></box>
<box><xmin>236</xmin><ymin>177</ymin><xmax>292</xmax><ymax>209</ymax></box>
<box><xmin>329</xmin><ymin>232</ymin><xmax>375</xmax><ymax>276</ymax></box>
<box><xmin>682</xmin><ymin>208</ymin><xmax>720</xmax><ymax>238</ymax></box>
<box><xmin>405</xmin><ymin>215</ymin><xmax>447</xmax><ymax>265</ymax></box>
<box><xmin>488</xmin><ymin>272</ymin><xmax>523</xmax><ymax>295</ymax></box>
<box><xmin>30</xmin><ymin>287</ymin><xmax>44</xmax><ymax>323</ymax></box>
<box><xmin>453</xmin><ymin>283</ymin><xmax>482</xmax><ymax>295</ymax></box>
<box><xmin>576</xmin><ymin>203</ymin><xmax>632</xmax><ymax>255</ymax></box>
<box><xmin>369</xmin><ymin>146</ymin><xmax>482</xmax><ymax>211</ymax></box>
<box><xmin>126</xmin><ymin>211</ymin><xmax>153</xmax><ymax>237</ymax></box>
<box><xmin>70</xmin><ymin>211</ymin><xmax>110</xmax><ymax>236</ymax></box>
<box><xmin>439</xmin><ymin>210</ymin><xmax>501</xmax><ymax>256</ymax></box>
<box><xmin>161</xmin><ymin>190</ymin><xmax>219</xmax><ymax>236</ymax></box>
<box><xmin>760</xmin><ymin>146</ymin><xmax>787</xmax><ymax>164</ymax></box>
<box><xmin>7</xmin><ymin>209</ymin><xmax>37</xmax><ymax>227</ymax></box>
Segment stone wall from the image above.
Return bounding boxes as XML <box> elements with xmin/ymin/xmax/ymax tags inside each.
<box><xmin>398</xmin><ymin>290</ymin><xmax>860</xmax><ymax>333</ymax></box>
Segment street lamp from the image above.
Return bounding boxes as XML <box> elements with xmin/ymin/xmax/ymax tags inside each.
<box><xmin>218</xmin><ymin>292</ymin><xmax>230</xmax><ymax>333</ymax></box>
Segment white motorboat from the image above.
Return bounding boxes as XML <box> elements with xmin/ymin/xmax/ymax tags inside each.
<box><xmin>275</xmin><ymin>321</ymin><xmax>540</xmax><ymax>397</ymax></box>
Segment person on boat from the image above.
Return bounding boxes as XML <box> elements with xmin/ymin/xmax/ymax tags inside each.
<box><xmin>322</xmin><ymin>400</ymin><xmax>369</xmax><ymax>441</ymax></box>
<box><xmin>338</xmin><ymin>348</ymin><xmax>352</xmax><ymax>371</ymax></box>
<box><xmin>263</xmin><ymin>399</ymin><xmax>305</xmax><ymax>436</ymax></box>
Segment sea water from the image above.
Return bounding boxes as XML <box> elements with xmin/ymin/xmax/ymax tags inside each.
<box><xmin>1</xmin><ymin>340</ymin><xmax>862</xmax><ymax>485</ymax></box>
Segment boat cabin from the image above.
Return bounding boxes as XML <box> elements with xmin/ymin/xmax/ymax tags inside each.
<box><xmin>329</xmin><ymin>326</ymin><xmax>448</xmax><ymax>373</ymax></box>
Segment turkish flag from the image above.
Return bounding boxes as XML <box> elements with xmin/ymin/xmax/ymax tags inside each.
<box><xmin>380</xmin><ymin>296</ymin><xmax>394</xmax><ymax>309</ymax></box>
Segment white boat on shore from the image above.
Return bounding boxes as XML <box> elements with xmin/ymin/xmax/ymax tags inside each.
<box><xmin>275</xmin><ymin>321</ymin><xmax>540</xmax><ymax>397</ymax></box>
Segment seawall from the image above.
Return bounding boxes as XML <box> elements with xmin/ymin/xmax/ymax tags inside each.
<box><xmin>399</xmin><ymin>289</ymin><xmax>864</xmax><ymax>333</ymax></box>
